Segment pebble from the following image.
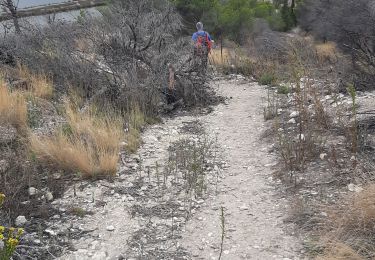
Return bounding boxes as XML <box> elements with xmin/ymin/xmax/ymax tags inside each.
<box><xmin>28</xmin><ymin>187</ymin><xmax>37</xmax><ymax>196</ymax></box>
<box><xmin>106</xmin><ymin>225</ymin><xmax>115</xmax><ymax>231</ymax></box>
<box><xmin>15</xmin><ymin>216</ymin><xmax>27</xmax><ymax>226</ymax></box>
<box><xmin>91</xmin><ymin>240</ymin><xmax>100</xmax><ymax>250</ymax></box>
<box><xmin>46</xmin><ymin>192</ymin><xmax>54</xmax><ymax>202</ymax></box>
<box><xmin>289</xmin><ymin>111</ymin><xmax>299</xmax><ymax>118</ymax></box>
<box><xmin>44</xmin><ymin>229</ymin><xmax>57</xmax><ymax>236</ymax></box>
<box><xmin>239</xmin><ymin>205</ymin><xmax>249</xmax><ymax>211</ymax></box>
<box><xmin>53</xmin><ymin>173</ymin><xmax>61</xmax><ymax>179</ymax></box>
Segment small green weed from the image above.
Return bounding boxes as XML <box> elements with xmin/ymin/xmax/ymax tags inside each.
<box><xmin>259</xmin><ymin>72</ymin><xmax>276</xmax><ymax>86</ymax></box>
<box><xmin>277</xmin><ymin>84</ymin><xmax>290</xmax><ymax>95</ymax></box>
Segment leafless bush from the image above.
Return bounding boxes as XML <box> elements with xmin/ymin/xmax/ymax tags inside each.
<box><xmin>251</xmin><ymin>19</ymin><xmax>289</xmax><ymax>62</ymax></box>
<box><xmin>1</xmin><ymin>0</ymin><xmax>216</xmax><ymax>116</ymax></box>
<box><xmin>298</xmin><ymin>0</ymin><xmax>375</xmax><ymax>90</ymax></box>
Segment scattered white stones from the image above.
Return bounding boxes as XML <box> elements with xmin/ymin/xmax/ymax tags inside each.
<box><xmin>15</xmin><ymin>216</ymin><xmax>27</xmax><ymax>226</ymax></box>
<box><xmin>106</xmin><ymin>225</ymin><xmax>115</xmax><ymax>231</ymax></box>
<box><xmin>320</xmin><ymin>153</ymin><xmax>327</xmax><ymax>160</ymax></box>
<box><xmin>287</xmin><ymin>118</ymin><xmax>296</xmax><ymax>124</ymax></box>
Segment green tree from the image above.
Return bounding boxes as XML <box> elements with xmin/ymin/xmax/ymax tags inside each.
<box><xmin>171</xmin><ymin>0</ymin><xmax>219</xmax><ymax>33</ymax></box>
<box><xmin>170</xmin><ymin>0</ymin><xmax>293</xmax><ymax>42</ymax></box>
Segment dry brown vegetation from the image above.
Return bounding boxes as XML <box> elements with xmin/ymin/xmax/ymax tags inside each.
<box><xmin>124</xmin><ymin>104</ymin><xmax>147</xmax><ymax>153</ymax></box>
<box><xmin>315</xmin><ymin>42</ymin><xmax>338</xmax><ymax>64</ymax></box>
<box><xmin>210</xmin><ymin>48</ymin><xmax>258</xmax><ymax>78</ymax></box>
<box><xmin>30</xmin><ymin>101</ymin><xmax>124</xmax><ymax>178</ymax></box>
<box><xmin>318</xmin><ymin>242</ymin><xmax>364</xmax><ymax>260</ymax></box>
<box><xmin>219</xmin><ymin>26</ymin><xmax>375</xmax><ymax>259</ymax></box>
<box><xmin>0</xmin><ymin>77</ymin><xmax>27</xmax><ymax>129</ymax></box>
<box><xmin>16</xmin><ymin>64</ymin><xmax>54</xmax><ymax>99</ymax></box>
<box><xmin>316</xmin><ymin>184</ymin><xmax>375</xmax><ymax>259</ymax></box>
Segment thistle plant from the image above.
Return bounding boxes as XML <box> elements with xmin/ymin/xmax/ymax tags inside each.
<box><xmin>0</xmin><ymin>193</ymin><xmax>24</xmax><ymax>260</ymax></box>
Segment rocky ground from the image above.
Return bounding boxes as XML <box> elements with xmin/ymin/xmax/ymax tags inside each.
<box><xmin>16</xmin><ymin>76</ymin><xmax>304</xmax><ymax>260</ymax></box>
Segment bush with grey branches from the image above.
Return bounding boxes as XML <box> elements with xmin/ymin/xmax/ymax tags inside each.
<box><xmin>0</xmin><ymin>0</ymin><xmax>216</xmax><ymax>116</ymax></box>
<box><xmin>298</xmin><ymin>0</ymin><xmax>375</xmax><ymax>90</ymax></box>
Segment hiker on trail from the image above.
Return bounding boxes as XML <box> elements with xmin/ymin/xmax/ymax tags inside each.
<box><xmin>192</xmin><ymin>22</ymin><xmax>213</xmax><ymax>68</ymax></box>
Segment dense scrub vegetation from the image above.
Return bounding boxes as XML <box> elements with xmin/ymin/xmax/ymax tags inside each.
<box><xmin>172</xmin><ymin>0</ymin><xmax>298</xmax><ymax>43</ymax></box>
<box><xmin>1</xmin><ymin>0</ymin><xmax>375</xmax><ymax>259</ymax></box>
<box><xmin>0</xmin><ymin>1</ymin><xmax>221</xmax><ymax>258</ymax></box>
<box><xmin>297</xmin><ymin>0</ymin><xmax>375</xmax><ymax>90</ymax></box>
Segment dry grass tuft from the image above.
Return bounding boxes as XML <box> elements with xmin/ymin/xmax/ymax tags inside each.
<box><xmin>209</xmin><ymin>48</ymin><xmax>256</xmax><ymax>76</ymax></box>
<box><xmin>331</xmin><ymin>184</ymin><xmax>375</xmax><ymax>236</ymax></box>
<box><xmin>315</xmin><ymin>42</ymin><xmax>338</xmax><ymax>64</ymax></box>
<box><xmin>17</xmin><ymin>64</ymin><xmax>54</xmax><ymax>99</ymax></box>
<box><xmin>209</xmin><ymin>48</ymin><xmax>235</xmax><ymax>67</ymax></box>
<box><xmin>316</xmin><ymin>184</ymin><xmax>375</xmax><ymax>259</ymax></box>
<box><xmin>30</xmin><ymin>101</ymin><xmax>124</xmax><ymax>178</ymax></box>
<box><xmin>124</xmin><ymin>104</ymin><xmax>146</xmax><ymax>153</ymax></box>
<box><xmin>0</xmin><ymin>77</ymin><xmax>27</xmax><ymax>129</ymax></box>
<box><xmin>318</xmin><ymin>242</ymin><xmax>364</xmax><ymax>260</ymax></box>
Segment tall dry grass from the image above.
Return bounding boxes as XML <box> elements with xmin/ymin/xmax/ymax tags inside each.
<box><xmin>124</xmin><ymin>104</ymin><xmax>146</xmax><ymax>153</ymax></box>
<box><xmin>17</xmin><ymin>64</ymin><xmax>53</xmax><ymax>99</ymax></box>
<box><xmin>318</xmin><ymin>242</ymin><xmax>364</xmax><ymax>260</ymax></box>
<box><xmin>209</xmin><ymin>48</ymin><xmax>256</xmax><ymax>76</ymax></box>
<box><xmin>209</xmin><ymin>48</ymin><xmax>235</xmax><ymax>67</ymax></box>
<box><xmin>0</xmin><ymin>77</ymin><xmax>27</xmax><ymax>129</ymax></box>
<box><xmin>315</xmin><ymin>42</ymin><xmax>338</xmax><ymax>64</ymax></box>
<box><xmin>30</xmin><ymin>101</ymin><xmax>124</xmax><ymax>177</ymax></box>
<box><xmin>316</xmin><ymin>184</ymin><xmax>375</xmax><ymax>259</ymax></box>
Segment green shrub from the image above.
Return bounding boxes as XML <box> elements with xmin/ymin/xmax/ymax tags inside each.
<box><xmin>259</xmin><ymin>73</ymin><xmax>276</xmax><ymax>85</ymax></box>
<box><xmin>277</xmin><ymin>84</ymin><xmax>290</xmax><ymax>95</ymax></box>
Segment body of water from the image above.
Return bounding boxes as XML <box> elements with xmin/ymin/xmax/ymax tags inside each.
<box><xmin>17</xmin><ymin>0</ymin><xmax>71</xmax><ymax>9</ymax></box>
<box><xmin>1</xmin><ymin>1</ymin><xmax>99</xmax><ymax>35</ymax></box>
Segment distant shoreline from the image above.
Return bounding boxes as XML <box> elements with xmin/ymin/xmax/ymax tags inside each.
<box><xmin>0</xmin><ymin>0</ymin><xmax>107</xmax><ymax>22</ymax></box>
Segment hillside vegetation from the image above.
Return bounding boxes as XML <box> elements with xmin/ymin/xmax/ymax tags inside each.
<box><xmin>0</xmin><ymin>0</ymin><xmax>375</xmax><ymax>259</ymax></box>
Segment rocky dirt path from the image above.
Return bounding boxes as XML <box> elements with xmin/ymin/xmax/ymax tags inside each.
<box><xmin>51</xmin><ymin>78</ymin><xmax>301</xmax><ymax>260</ymax></box>
<box><xmin>180</xmin><ymin>79</ymin><xmax>301</xmax><ymax>259</ymax></box>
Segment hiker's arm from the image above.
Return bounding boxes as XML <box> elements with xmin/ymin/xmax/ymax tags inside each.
<box><xmin>207</xmin><ymin>33</ymin><xmax>213</xmax><ymax>42</ymax></box>
<box><xmin>192</xmin><ymin>33</ymin><xmax>197</xmax><ymax>41</ymax></box>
